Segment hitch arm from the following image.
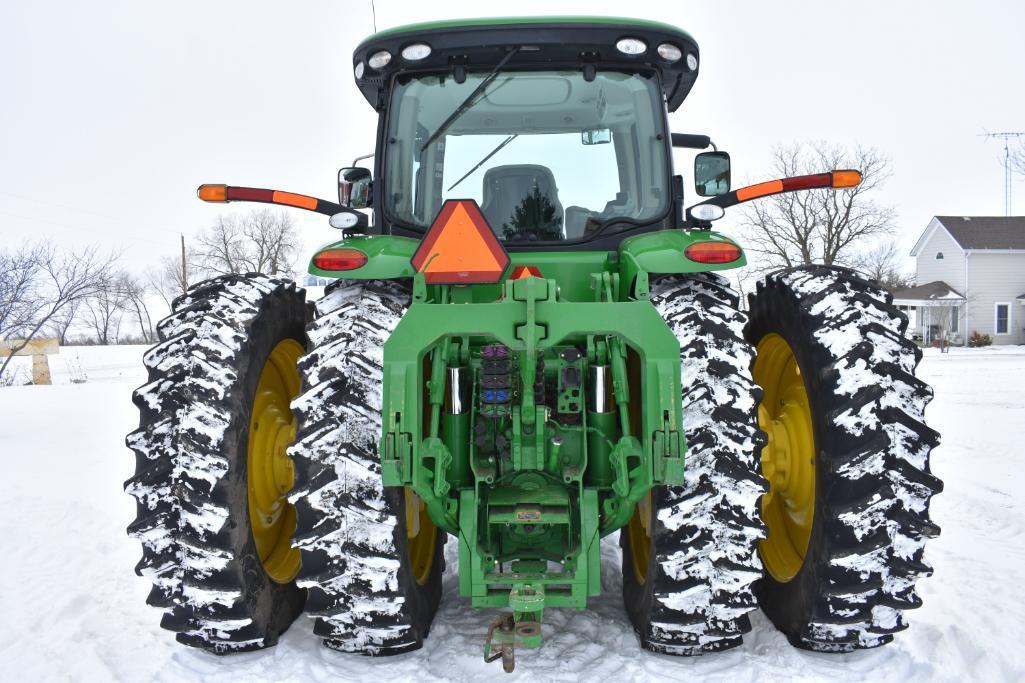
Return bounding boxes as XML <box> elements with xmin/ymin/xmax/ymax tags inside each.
<box><xmin>197</xmin><ymin>184</ymin><xmax>366</xmax><ymax>226</ymax></box>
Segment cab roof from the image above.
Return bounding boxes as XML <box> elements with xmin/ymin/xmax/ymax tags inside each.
<box><xmin>352</xmin><ymin>17</ymin><xmax>699</xmax><ymax>112</ymax></box>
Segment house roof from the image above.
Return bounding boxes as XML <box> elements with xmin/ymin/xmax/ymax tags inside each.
<box><xmin>934</xmin><ymin>216</ymin><xmax>1025</xmax><ymax>250</ymax></box>
<box><xmin>891</xmin><ymin>280</ymin><xmax>966</xmax><ymax>303</ymax></box>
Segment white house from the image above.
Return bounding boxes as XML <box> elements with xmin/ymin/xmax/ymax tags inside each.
<box><xmin>896</xmin><ymin>216</ymin><xmax>1025</xmax><ymax>345</ymax></box>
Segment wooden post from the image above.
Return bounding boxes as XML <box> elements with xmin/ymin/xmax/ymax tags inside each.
<box><xmin>0</xmin><ymin>338</ymin><xmax>60</xmax><ymax>385</ymax></box>
<box><xmin>180</xmin><ymin>233</ymin><xmax>188</xmax><ymax>295</ymax></box>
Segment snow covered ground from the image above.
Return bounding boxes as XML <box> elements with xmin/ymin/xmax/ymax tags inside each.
<box><xmin>1</xmin><ymin>344</ymin><xmax>1023</xmax><ymax>682</ymax></box>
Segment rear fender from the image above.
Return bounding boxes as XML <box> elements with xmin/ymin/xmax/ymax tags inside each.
<box><xmin>308</xmin><ymin>234</ymin><xmax>419</xmax><ymax>280</ymax></box>
<box><xmin>619</xmin><ymin>229</ymin><xmax>745</xmax><ymax>298</ymax></box>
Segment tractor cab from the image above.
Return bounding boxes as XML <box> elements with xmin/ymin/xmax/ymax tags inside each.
<box><xmin>343</xmin><ymin>18</ymin><xmax>704</xmax><ymax>249</ymax></box>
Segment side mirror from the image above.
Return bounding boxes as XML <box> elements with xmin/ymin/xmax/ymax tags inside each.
<box><xmin>694</xmin><ymin>151</ymin><xmax>731</xmax><ymax>196</ymax></box>
<box><xmin>338</xmin><ymin>167</ymin><xmax>372</xmax><ymax>208</ymax></box>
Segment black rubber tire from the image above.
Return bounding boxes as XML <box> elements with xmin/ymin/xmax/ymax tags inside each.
<box><xmin>125</xmin><ymin>273</ymin><xmax>308</xmax><ymax>653</ymax></box>
<box><xmin>745</xmin><ymin>265</ymin><xmax>942</xmax><ymax>652</ymax></box>
<box><xmin>289</xmin><ymin>279</ymin><xmax>445</xmax><ymax>655</ymax></box>
<box><xmin>622</xmin><ymin>273</ymin><xmax>767</xmax><ymax>654</ymax></box>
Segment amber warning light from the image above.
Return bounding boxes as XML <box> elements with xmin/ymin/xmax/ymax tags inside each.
<box><xmin>411</xmin><ymin>199</ymin><xmax>510</xmax><ymax>285</ymax></box>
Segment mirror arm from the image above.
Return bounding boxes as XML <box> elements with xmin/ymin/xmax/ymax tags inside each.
<box><xmin>671</xmin><ymin>133</ymin><xmax>714</xmax><ymax>149</ymax></box>
<box><xmin>351</xmin><ymin>152</ymin><xmax>374</xmax><ymax>167</ymax></box>
<box><xmin>685</xmin><ymin>170</ymin><xmax>863</xmax><ymax>222</ymax></box>
<box><xmin>197</xmin><ymin>184</ymin><xmax>368</xmax><ymax>227</ymax></box>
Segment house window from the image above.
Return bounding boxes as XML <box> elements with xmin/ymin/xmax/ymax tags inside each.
<box><xmin>950</xmin><ymin>307</ymin><xmax>959</xmax><ymax>333</ymax></box>
<box><xmin>995</xmin><ymin>303</ymin><xmax>1010</xmax><ymax>335</ymax></box>
<box><xmin>935</xmin><ymin>252</ymin><xmax>944</xmax><ymax>260</ymax></box>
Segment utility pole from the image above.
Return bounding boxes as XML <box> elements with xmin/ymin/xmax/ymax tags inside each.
<box><xmin>180</xmin><ymin>233</ymin><xmax>188</xmax><ymax>295</ymax></box>
<box><xmin>981</xmin><ymin>131</ymin><xmax>1025</xmax><ymax>216</ymax></box>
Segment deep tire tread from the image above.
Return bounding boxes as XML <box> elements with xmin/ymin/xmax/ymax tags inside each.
<box><xmin>746</xmin><ymin>265</ymin><xmax>942</xmax><ymax>652</ymax></box>
<box><xmin>288</xmin><ymin>280</ymin><xmax>444</xmax><ymax>656</ymax></box>
<box><xmin>125</xmin><ymin>273</ymin><xmax>307</xmax><ymax>654</ymax></box>
<box><xmin>622</xmin><ymin>273</ymin><xmax>767</xmax><ymax>655</ymax></box>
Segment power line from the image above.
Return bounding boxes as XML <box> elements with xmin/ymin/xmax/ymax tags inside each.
<box><xmin>981</xmin><ymin>131</ymin><xmax>1025</xmax><ymax>216</ymax></box>
<box><xmin>0</xmin><ymin>190</ymin><xmax>142</xmax><ymax>228</ymax></box>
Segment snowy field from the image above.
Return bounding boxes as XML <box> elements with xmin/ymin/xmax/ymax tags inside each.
<box><xmin>1</xmin><ymin>344</ymin><xmax>1023</xmax><ymax>682</ymax></box>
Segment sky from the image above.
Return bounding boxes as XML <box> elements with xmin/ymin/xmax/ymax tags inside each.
<box><xmin>2</xmin><ymin>0</ymin><xmax>1024</xmax><ymax>279</ymax></box>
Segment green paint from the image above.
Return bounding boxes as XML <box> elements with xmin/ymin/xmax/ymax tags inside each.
<box><xmin>379</xmin><ymin>270</ymin><xmax>684</xmax><ymax>643</ymax></box>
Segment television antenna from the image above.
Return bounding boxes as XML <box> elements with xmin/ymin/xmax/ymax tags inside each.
<box><xmin>981</xmin><ymin>131</ymin><xmax>1024</xmax><ymax>216</ymax></box>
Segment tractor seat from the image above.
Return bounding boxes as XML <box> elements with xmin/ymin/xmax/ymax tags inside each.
<box><xmin>481</xmin><ymin>164</ymin><xmax>564</xmax><ymax>240</ymax></box>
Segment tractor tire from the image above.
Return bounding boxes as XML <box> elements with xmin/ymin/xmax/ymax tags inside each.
<box><xmin>125</xmin><ymin>274</ymin><xmax>308</xmax><ymax>653</ymax></box>
<box><xmin>621</xmin><ymin>273</ymin><xmax>768</xmax><ymax>654</ymax></box>
<box><xmin>288</xmin><ymin>279</ymin><xmax>445</xmax><ymax>655</ymax></box>
<box><xmin>745</xmin><ymin>265</ymin><xmax>942</xmax><ymax>651</ymax></box>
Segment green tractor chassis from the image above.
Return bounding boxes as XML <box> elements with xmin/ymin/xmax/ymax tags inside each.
<box><xmin>327</xmin><ymin>229</ymin><xmax>745</xmax><ymax>659</ymax></box>
<box><xmin>386</xmin><ymin>272</ymin><xmax>683</xmax><ymax>655</ymax></box>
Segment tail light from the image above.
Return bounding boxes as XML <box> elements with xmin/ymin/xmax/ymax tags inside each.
<box><xmin>313</xmin><ymin>248</ymin><xmax>368</xmax><ymax>271</ymax></box>
<box><xmin>685</xmin><ymin>241</ymin><xmax>742</xmax><ymax>264</ymax></box>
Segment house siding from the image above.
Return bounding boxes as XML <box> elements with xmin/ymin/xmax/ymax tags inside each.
<box><xmin>964</xmin><ymin>252</ymin><xmax>1025</xmax><ymax>345</ymax></box>
<box><xmin>915</xmin><ymin>221</ymin><xmax>965</xmax><ymax>291</ymax></box>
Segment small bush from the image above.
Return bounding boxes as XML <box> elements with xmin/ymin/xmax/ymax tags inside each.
<box><xmin>968</xmin><ymin>331</ymin><xmax>992</xmax><ymax>347</ymax></box>
<box><xmin>65</xmin><ymin>354</ymin><xmax>88</xmax><ymax>384</ymax></box>
<box><xmin>0</xmin><ymin>365</ymin><xmax>31</xmax><ymax>387</ymax></box>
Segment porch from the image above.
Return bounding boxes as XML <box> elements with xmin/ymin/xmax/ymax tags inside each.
<box><xmin>891</xmin><ymin>281</ymin><xmax>967</xmax><ymax>346</ymax></box>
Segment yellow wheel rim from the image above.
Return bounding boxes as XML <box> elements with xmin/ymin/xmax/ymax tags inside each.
<box><xmin>753</xmin><ymin>333</ymin><xmax>816</xmax><ymax>583</ymax></box>
<box><xmin>627</xmin><ymin>491</ymin><xmax>653</xmax><ymax>585</ymax></box>
<box><xmin>404</xmin><ymin>486</ymin><xmax>437</xmax><ymax>586</ymax></box>
<box><xmin>247</xmin><ymin>338</ymin><xmax>303</xmax><ymax>584</ymax></box>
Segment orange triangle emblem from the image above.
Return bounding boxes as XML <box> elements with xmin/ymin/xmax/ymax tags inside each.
<box><xmin>411</xmin><ymin>199</ymin><xmax>510</xmax><ymax>285</ymax></box>
<box><xmin>510</xmin><ymin>265</ymin><xmax>543</xmax><ymax>280</ymax></box>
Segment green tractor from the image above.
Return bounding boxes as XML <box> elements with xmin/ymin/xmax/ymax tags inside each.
<box><xmin>126</xmin><ymin>17</ymin><xmax>941</xmax><ymax>671</ymax></box>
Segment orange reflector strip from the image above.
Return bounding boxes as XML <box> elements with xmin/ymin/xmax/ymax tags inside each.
<box><xmin>313</xmin><ymin>248</ymin><xmax>368</xmax><ymax>271</ymax></box>
<box><xmin>736</xmin><ymin>179</ymin><xmax>784</xmax><ymax>202</ymax></box>
<box><xmin>411</xmin><ymin>199</ymin><xmax>509</xmax><ymax>285</ymax></box>
<box><xmin>685</xmin><ymin>241</ymin><xmax>742</xmax><ymax>264</ymax></box>
<box><xmin>197</xmin><ymin>184</ymin><xmax>227</xmax><ymax>202</ymax></box>
<box><xmin>831</xmin><ymin>170</ymin><xmax>863</xmax><ymax>188</ymax></box>
<box><xmin>510</xmin><ymin>265</ymin><xmax>543</xmax><ymax>280</ymax></box>
<box><xmin>272</xmin><ymin>190</ymin><xmax>318</xmax><ymax>211</ymax></box>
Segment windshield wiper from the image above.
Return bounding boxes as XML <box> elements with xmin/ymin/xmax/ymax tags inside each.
<box><xmin>446</xmin><ymin>135</ymin><xmax>519</xmax><ymax>191</ymax></box>
<box><xmin>418</xmin><ymin>46</ymin><xmax>521</xmax><ymax>159</ymax></box>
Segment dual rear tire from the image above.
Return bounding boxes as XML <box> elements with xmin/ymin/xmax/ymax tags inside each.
<box><xmin>623</xmin><ymin>266</ymin><xmax>942</xmax><ymax>653</ymax></box>
<box><xmin>126</xmin><ymin>275</ymin><xmax>442</xmax><ymax>655</ymax></box>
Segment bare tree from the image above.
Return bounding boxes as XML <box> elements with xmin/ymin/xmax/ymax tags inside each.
<box><xmin>851</xmin><ymin>240</ymin><xmax>915</xmax><ymax>291</ymax></box>
<box><xmin>194</xmin><ymin>209</ymin><xmax>300</xmax><ymax>277</ymax></box>
<box><xmin>739</xmin><ymin>142</ymin><xmax>896</xmax><ymax>271</ymax></box>
<box><xmin>85</xmin><ymin>272</ymin><xmax>129</xmax><ymax>344</ymax></box>
<box><xmin>120</xmin><ymin>272</ymin><xmax>155</xmax><ymax>343</ymax></box>
<box><xmin>0</xmin><ymin>243</ymin><xmax>117</xmax><ymax>380</ymax></box>
<box><xmin>147</xmin><ymin>253</ymin><xmax>199</xmax><ymax>310</ymax></box>
<box><xmin>81</xmin><ymin>270</ymin><xmax>156</xmax><ymax>344</ymax></box>
<box><xmin>1012</xmin><ymin>141</ymin><xmax>1025</xmax><ymax>177</ymax></box>
<box><xmin>0</xmin><ymin>244</ymin><xmax>45</xmax><ymax>341</ymax></box>
<box><xmin>47</xmin><ymin>298</ymin><xmax>81</xmax><ymax>345</ymax></box>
